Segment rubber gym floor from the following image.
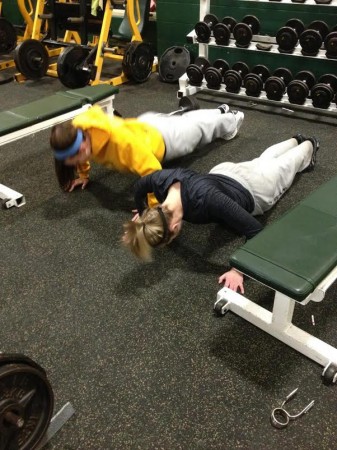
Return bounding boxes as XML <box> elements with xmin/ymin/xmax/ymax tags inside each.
<box><xmin>1</xmin><ymin>70</ymin><xmax>337</xmax><ymax>450</ymax></box>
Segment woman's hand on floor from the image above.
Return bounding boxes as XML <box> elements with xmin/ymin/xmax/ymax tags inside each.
<box><xmin>218</xmin><ymin>268</ymin><xmax>244</xmax><ymax>293</ymax></box>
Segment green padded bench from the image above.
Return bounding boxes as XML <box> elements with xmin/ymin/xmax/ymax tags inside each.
<box><xmin>214</xmin><ymin>175</ymin><xmax>337</xmax><ymax>385</ymax></box>
<box><xmin>0</xmin><ymin>84</ymin><xmax>118</xmax><ymax>208</ymax></box>
<box><xmin>0</xmin><ymin>84</ymin><xmax>118</xmax><ymax>145</ymax></box>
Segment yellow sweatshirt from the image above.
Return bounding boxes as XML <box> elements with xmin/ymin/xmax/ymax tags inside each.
<box><xmin>72</xmin><ymin>105</ymin><xmax>166</xmax><ymax>179</ymax></box>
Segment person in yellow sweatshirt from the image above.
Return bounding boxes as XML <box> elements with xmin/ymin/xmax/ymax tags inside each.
<box><xmin>50</xmin><ymin>103</ymin><xmax>244</xmax><ymax>204</ymax></box>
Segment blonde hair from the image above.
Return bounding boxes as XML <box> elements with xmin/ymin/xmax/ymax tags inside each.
<box><xmin>122</xmin><ymin>207</ymin><xmax>174</xmax><ymax>261</ymax></box>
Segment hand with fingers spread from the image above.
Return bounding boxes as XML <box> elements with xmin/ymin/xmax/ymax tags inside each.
<box><xmin>218</xmin><ymin>268</ymin><xmax>244</xmax><ymax>293</ymax></box>
<box><xmin>68</xmin><ymin>178</ymin><xmax>89</xmax><ymax>192</ymax></box>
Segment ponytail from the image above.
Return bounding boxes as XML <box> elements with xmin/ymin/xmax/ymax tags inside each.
<box><xmin>122</xmin><ymin>207</ymin><xmax>174</xmax><ymax>261</ymax></box>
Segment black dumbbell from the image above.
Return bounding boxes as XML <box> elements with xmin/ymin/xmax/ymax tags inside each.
<box><xmin>324</xmin><ymin>26</ymin><xmax>337</xmax><ymax>59</ymax></box>
<box><xmin>264</xmin><ymin>68</ymin><xmax>293</xmax><ymax>101</ymax></box>
<box><xmin>223</xmin><ymin>62</ymin><xmax>250</xmax><ymax>93</ymax></box>
<box><xmin>195</xmin><ymin>14</ymin><xmax>219</xmax><ymax>43</ymax></box>
<box><xmin>243</xmin><ymin>65</ymin><xmax>271</xmax><ymax>97</ymax></box>
<box><xmin>233</xmin><ymin>15</ymin><xmax>260</xmax><ymax>48</ymax></box>
<box><xmin>186</xmin><ymin>57</ymin><xmax>211</xmax><ymax>86</ymax></box>
<box><xmin>299</xmin><ymin>20</ymin><xmax>329</xmax><ymax>56</ymax></box>
<box><xmin>276</xmin><ymin>19</ymin><xmax>305</xmax><ymax>54</ymax></box>
<box><xmin>286</xmin><ymin>70</ymin><xmax>316</xmax><ymax>105</ymax></box>
<box><xmin>311</xmin><ymin>74</ymin><xmax>337</xmax><ymax>109</ymax></box>
<box><xmin>315</xmin><ymin>0</ymin><xmax>332</xmax><ymax>4</ymax></box>
<box><xmin>169</xmin><ymin>96</ymin><xmax>200</xmax><ymax>116</ymax></box>
<box><xmin>291</xmin><ymin>0</ymin><xmax>306</xmax><ymax>3</ymax></box>
<box><xmin>213</xmin><ymin>17</ymin><xmax>237</xmax><ymax>46</ymax></box>
<box><xmin>204</xmin><ymin>59</ymin><xmax>230</xmax><ymax>90</ymax></box>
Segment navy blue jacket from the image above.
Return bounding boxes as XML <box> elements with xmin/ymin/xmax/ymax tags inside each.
<box><xmin>134</xmin><ymin>168</ymin><xmax>263</xmax><ymax>239</ymax></box>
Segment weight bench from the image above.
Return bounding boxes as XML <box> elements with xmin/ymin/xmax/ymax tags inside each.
<box><xmin>0</xmin><ymin>84</ymin><xmax>118</xmax><ymax>208</ymax></box>
<box><xmin>214</xmin><ymin>175</ymin><xmax>337</xmax><ymax>385</ymax></box>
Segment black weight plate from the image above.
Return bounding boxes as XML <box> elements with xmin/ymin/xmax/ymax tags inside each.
<box><xmin>186</xmin><ymin>64</ymin><xmax>204</xmax><ymax>86</ymax></box>
<box><xmin>287</xmin><ymin>80</ymin><xmax>309</xmax><ymax>104</ymax></box>
<box><xmin>243</xmin><ymin>73</ymin><xmax>263</xmax><ymax>97</ymax></box>
<box><xmin>309</xmin><ymin>20</ymin><xmax>330</xmax><ymax>39</ymax></box>
<box><xmin>194</xmin><ymin>57</ymin><xmax>211</xmax><ymax>70</ymax></box>
<box><xmin>0</xmin><ymin>354</ymin><xmax>47</xmax><ymax>374</ymax></box>
<box><xmin>0</xmin><ymin>18</ymin><xmax>17</xmax><ymax>54</ymax></box>
<box><xmin>0</xmin><ymin>362</ymin><xmax>54</xmax><ymax>450</ymax></box>
<box><xmin>213</xmin><ymin>23</ymin><xmax>231</xmax><ymax>46</ymax></box>
<box><xmin>122</xmin><ymin>41</ymin><xmax>154</xmax><ymax>83</ymax></box>
<box><xmin>311</xmin><ymin>83</ymin><xmax>334</xmax><ymax>108</ymax></box>
<box><xmin>324</xmin><ymin>32</ymin><xmax>337</xmax><ymax>59</ymax></box>
<box><xmin>57</xmin><ymin>45</ymin><xmax>91</xmax><ymax>88</ymax></box>
<box><xmin>286</xmin><ymin>18</ymin><xmax>305</xmax><ymax>35</ymax></box>
<box><xmin>265</xmin><ymin>76</ymin><xmax>286</xmax><ymax>100</ymax></box>
<box><xmin>295</xmin><ymin>70</ymin><xmax>316</xmax><ymax>88</ymax></box>
<box><xmin>273</xmin><ymin>67</ymin><xmax>293</xmax><ymax>85</ymax></box>
<box><xmin>299</xmin><ymin>29</ymin><xmax>322</xmax><ymax>55</ymax></box>
<box><xmin>232</xmin><ymin>61</ymin><xmax>250</xmax><ymax>77</ymax></box>
<box><xmin>318</xmin><ymin>73</ymin><xmax>337</xmax><ymax>91</ymax></box>
<box><xmin>276</xmin><ymin>26</ymin><xmax>298</xmax><ymax>53</ymax></box>
<box><xmin>14</xmin><ymin>39</ymin><xmax>49</xmax><ymax>80</ymax></box>
<box><xmin>222</xmin><ymin>16</ymin><xmax>237</xmax><ymax>31</ymax></box>
<box><xmin>223</xmin><ymin>70</ymin><xmax>242</xmax><ymax>93</ymax></box>
<box><xmin>242</xmin><ymin>15</ymin><xmax>260</xmax><ymax>34</ymax></box>
<box><xmin>159</xmin><ymin>46</ymin><xmax>190</xmax><ymax>83</ymax></box>
<box><xmin>252</xmin><ymin>64</ymin><xmax>271</xmax><ymax>81</ymax></box>
<box><xmin>203</xmin><ymin>14</ymin><xmax>219</xmax><ymax>28</ymax></box>
<box><xmin>205</xmin><ymin>67</ymin><xmax>223</xmax><ymax>89</ymax></box>
<box><xmin>195</xmin><ymin>21</ymin><xmax>212</xmax><ymax>43</ymax></box>
<box><xmin>233</xmin><ymin>23</ymin><xmax>253</xmax><ymax>48</ymax></box>
<box><xmin>213</xmin><ymin>58</ymin><xmax>230</xmax><ymax>73</ymax></box>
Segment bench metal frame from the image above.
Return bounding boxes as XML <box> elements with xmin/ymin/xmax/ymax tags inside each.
<box><xmin>215</xmin><ymin>266</ymin><xmax>337</xmax><ymax>377</ymax></box>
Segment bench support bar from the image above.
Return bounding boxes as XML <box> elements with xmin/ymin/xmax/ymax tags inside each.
<box><xmin>215</xmin><ymin>287</ymin><xmax>337</xmax><ymax>370</ymax></box>
<box><xmin>0</xmin><ymin>183</ymin><xmax>26</xmax><ymax>208</ymax></box>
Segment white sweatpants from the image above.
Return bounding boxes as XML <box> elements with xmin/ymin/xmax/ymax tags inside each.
<box><xmin>138</xmin><ymin>109</ymin><xmax>237</xmax><ymax>161</ymax></box>
<box><xmin>210</xmin><ymin>138</ymin><xmax>313</xmax><ymax>215</ymax></box>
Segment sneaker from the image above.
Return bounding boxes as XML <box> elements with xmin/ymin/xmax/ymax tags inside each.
<box><xmin>303</xmin><ymin>137</ymin><xmax>320</xmax><ymax>172</ymax></box>
<box><xmin>217</xmin><ymin>104</ymin><xmax>230</xmax><ymax>114</ymax></box>
<box><xmin>223</xmin><ymin>110</ymin><xmax>244</xmax><ymax>141</ymax></box>
<box><xmin>293</xmin><ymin>133</ymin><xmax>306</xmax><ymax>145</ymax></box>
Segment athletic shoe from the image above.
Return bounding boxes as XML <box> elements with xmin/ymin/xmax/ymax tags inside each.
<box><xmin>303</xmin><ymin>136</ymin><xmax>320</xmax><ymax>172</ymax></box>
<box><xmin>217</xmin><ymin>104</ymin><xmax>230</xmax><ymax>114</ymax></box>
<box><xmin>223</xmin><ymin>110</ymin><xmax>244</xmax><ymax>141</ymax></box>
<box><xmin>293</xmin><ymin>133</ymin><xmax>306</xmax><ymax>145</ymax></box>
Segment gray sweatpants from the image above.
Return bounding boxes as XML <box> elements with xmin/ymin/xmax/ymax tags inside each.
<box><xmin>210</xmin><ymin>138</ymin><xmax>313</xmax><ymax>215</ymax></box>
<box><xmin>138</xmin><ymin>109</ymin><xmax>237</xmax><ymax>161</ymax></box>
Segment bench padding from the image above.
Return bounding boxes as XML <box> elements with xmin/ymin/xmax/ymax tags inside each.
<box><xmin>0</xmin><ymin>85</ymin><xmax>118</xmax><ymax>137</ymax></box>
<box><xmin>230</xmin><ymin>176</ymin><xmax>337</xmax><ymax>302</ymax></box>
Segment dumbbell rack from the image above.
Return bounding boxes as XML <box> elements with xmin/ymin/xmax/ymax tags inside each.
<box><xmin>178</xmin><ymin>0</ymin><xmax>337</xmax><ymax>119</ymax></box>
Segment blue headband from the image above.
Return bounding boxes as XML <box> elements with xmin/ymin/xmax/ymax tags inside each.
<box><xmin>53</xmin><ymin>129</ymin><xmax>83</xmax><ymax>161</ymax></box>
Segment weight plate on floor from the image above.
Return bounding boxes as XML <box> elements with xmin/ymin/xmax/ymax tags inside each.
<box><xmin>0</xmin><ymin>359</ymin><xmax>54</xmax><ymax>450</ymax></box>
<box><xmin>122</xmin><ymin>41</ymin><xmax>154</xmax><ymax>83</ymax></box>
<box><xmin>57</xmin><ymin>45</ymin><xmax>91</xmax><ymax>88</ymax></box>
<box><xmin>14</xmin><ymin>39</ymin><xmax>49</xmax><ymax>79</ymax></box>
<box><xmin>159</xmin><ymin>46</ymin><xmax>190</xmax><ymax>83</ymax></box>
<box><xmin>0</xmin><ymin>18</ymin><xmax>17</xmax><ymax>54</ymax></box>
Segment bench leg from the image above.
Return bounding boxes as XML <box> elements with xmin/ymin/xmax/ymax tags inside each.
<box><xmin>0</xmin><ymin>183</ymin><xmax>26</xmax><ymax>208</ymax></box>
<box><xmin>215</xmin><ymin>287</ymin><xmax>337</xmax><ymax>374</ymax></box>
